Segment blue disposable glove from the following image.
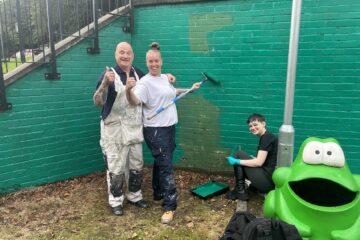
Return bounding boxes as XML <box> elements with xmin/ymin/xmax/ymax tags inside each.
<box><xmin>226</xmin><ymin>156</ymin><xmax>241</xmax><ymax>166</ymax></box>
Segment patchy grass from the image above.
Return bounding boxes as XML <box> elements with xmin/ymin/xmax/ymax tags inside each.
<box><xmin>0</xmin><ymin>167</ymin><xmax>264</xmax><ymax>240</ymax></box>
<box><xmin>2</xmin><ymin>56</ymin><xmax>33</xmax><ymax>73</ymax></box>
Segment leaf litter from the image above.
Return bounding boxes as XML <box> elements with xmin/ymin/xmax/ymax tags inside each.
<box><xmin>0</xmin><ymin>167</ymin><xmax>264</xmax><ymax>240</ymax></box>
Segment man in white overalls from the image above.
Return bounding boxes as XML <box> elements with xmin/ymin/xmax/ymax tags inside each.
<box><xmin>93</xmin><ymin>42</ymin><xmax>148</xmax><ymax>216</ymax></box>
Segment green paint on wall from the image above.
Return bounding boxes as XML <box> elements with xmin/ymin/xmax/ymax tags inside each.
<box><xmin>189</xmin><ymin>13</ymin><xmax>233</xmax><ymax>52</ymax></box>
<box><xmin>176</xmin><ymin>96</ymin><xmax>231</xmax><ymax>172</ymax></box>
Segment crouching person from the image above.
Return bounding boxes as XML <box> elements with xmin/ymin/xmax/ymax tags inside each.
<box><xmin>226</xmin><ymin>113</ymin><xmax>278</xmax><ymax>201</ymax></box>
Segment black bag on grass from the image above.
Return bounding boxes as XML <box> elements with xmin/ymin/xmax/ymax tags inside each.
<box><xmin>220</xmin><ymin>211</ymin><xmax>256</xmax><ymax>240</ymax></box>
<box><xmin>220</xmin><ymin>211</ymin><xmax>302</xmax><ymax>240</ymax></box>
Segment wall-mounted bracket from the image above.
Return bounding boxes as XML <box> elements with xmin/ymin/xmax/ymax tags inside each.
<box><xmin>122</xmin><ymin>17</ymin><xmax>132</xmax><ymax>33</ymax></box>
<box><xmin>87</xmin><ymin>46</ymin><xmax>100</xmax><ymax>54</ymax></box>
<box><xmin>44</xmin><ymin>72</ymin><xmax>61</xmax><ymax>80</ymax></box>
<box><xmin>0</xmin><ymin>102</ymin><xmax>12</xmax><ymax>111</ymax></box>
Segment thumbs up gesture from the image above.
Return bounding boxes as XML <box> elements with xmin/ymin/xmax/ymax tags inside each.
<box><xmin>103</xmin><ymin>67</ymin><xmax>115</xmax><ymax>86</ymax></box>
<box><xmin>126</xmin><ymin>71</ymin><xmax>136</xmax><ymax>90</ymax></box>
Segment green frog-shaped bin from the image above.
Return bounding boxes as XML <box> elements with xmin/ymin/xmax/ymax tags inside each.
<box><xmin>264</xmin><ymin>137</ymin><xmax>360</xmax><ymax>240</ymax></box>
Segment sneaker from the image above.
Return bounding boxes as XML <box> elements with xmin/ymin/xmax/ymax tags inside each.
<box><xmin>161</xmin><ymin>211</ymin><xmax>174</xmax><ymax>224</ymax></box>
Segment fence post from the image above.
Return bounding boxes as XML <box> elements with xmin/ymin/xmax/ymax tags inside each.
<box><xmin>87</xmin><ymin>0</ymin><xmax>100</xmax><ymax>54</ymax></box>
<box><xmin>0</xmin><ymin>58</ymin><xmax>12</xmax><ymax>111</ymax></box>
<box><xmin>15</xmin><ymin>0</ymin><xmax>26</xmax><ymax>63</ymax></box>
<box><xmin>44</xmin><ymin>0</ymin><xmax>60</xmax><ymax>80</ymax></box>
<box><xmin>57</xmin><ymin>0</ymin><xmax>64</xmax><ymax>40</ymax></box>
<box><xmin>122</xmin><ymin>0</ymin><xmax>134</xmax><ymax>33</ymax></box>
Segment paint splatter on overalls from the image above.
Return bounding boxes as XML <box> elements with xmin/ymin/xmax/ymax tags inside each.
<box><xmin>100</xmin><ymin>68</ymin><xmax>144</xmax><ymax>207</ymax></box>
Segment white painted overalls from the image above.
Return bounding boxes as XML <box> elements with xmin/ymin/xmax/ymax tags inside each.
<box><xmin>100</xmin><ymin>68</ymin><xmax>143</xmax><ymax>208</ymax></box>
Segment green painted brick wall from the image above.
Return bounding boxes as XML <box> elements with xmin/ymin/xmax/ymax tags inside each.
<box><xmin>0</xmin><ymin>19</ymin><xmax>131</xmax><ymax>193</ymax></box>
<box><xmin>1</xmin><ymin>0</ymin><xmax>359</xmax><ymax>193</ymax></box>
<box><xmin>130</xmin><ymin>0</ymin><xmax>360</xmax><ymax>173</ymax></box>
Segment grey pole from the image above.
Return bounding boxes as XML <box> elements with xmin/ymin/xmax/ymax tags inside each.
<box><xmin>93</xmin><ymin>0</ymin><xmax>99</xmax><ymax>52</ymax></box>
<box><xmin>87</xmin><ymin>0</ymin><xmax>100</xmax><ymax>54</ymax></box>
<box><xmin>45</xmin><ymin>0</ymin><xmax>60</xmax><ymax>79</ymax></box>
<box><xmin>277</xmin><ymin>0</ymin><xmax>302</xmax><ymax>167</ymax></box>
<box><xmin>57</xmin><ymin>0</ymin><xmax>64</xmax><ymax>40</ymax></box>
<box><xmin>0</xmin><ymin>57</ymin><xmax>12</xmax><ymax>111</ymax></box>
<box><xmin>0</xmin><ymin>12</ymin><xmax>5</xmax><ymax>61</ymax></box>
<box><xmin>15</xmin><ymin>0</ymin><xmax>26</xmax><ymax>63</ymax></box>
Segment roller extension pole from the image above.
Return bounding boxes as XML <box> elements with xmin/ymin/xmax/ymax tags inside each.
<box><xmin>146</xmin><ymin>87</ymin><xmax>194</xmax><ymax>120</ymax></box>
<box><xmin>277</xmin><ymin>0</ymin><xmax>302</xmax><ymax>167</ymax></box>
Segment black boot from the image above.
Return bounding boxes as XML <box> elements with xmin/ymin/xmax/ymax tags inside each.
<box><xmin>226</xmin><ymin>165</ymin><xmax>248</xmax><ymax>201</ymax></box>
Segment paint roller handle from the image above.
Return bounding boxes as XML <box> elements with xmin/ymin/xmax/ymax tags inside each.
<box><xmin>146</xmin><ymin>88</ymin><xmax>193</xmax><ymax>120</ymax></box>
<box><xmin>146</xmin><ymin>82</ymin><xmax>202</xmax><ymax>120</ymax></box>
<box><xmin>175</xmin><ymin>82</ymin><xmax>201</xmax><ymax>99</ymax></box>
<box><xmin>146</xmin><ymin>101</ymin><xmax>172</xmax><ymax>120</ymax></box>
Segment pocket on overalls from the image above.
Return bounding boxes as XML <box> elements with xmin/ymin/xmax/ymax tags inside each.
<box><xmin>121</xmin><ymin>123</ymin><xmax>143</xmax><ymax>145</ymax></box>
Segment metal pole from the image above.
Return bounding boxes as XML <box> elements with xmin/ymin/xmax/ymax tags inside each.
<box><xmin>87</xmin><ymin>0</ymin><xmax>100</xmax><ymax>54</ymax></box>
<box><xmin>0</xmin><ymin>6</ymin><xmax>5</xmax><ymax>60</ymax></box>
<box><xmin>0</xmin><ymin>57</ymin><xmax>12</xmax><ymax>111</ymax></box>
<box><xmin>129</xmin><ymin>0</ymin><xmax>134</xmax><ymax>33</ymax></box>
<box><xmin>93</xmin><ymin>0</ymin><xmax>99</xmax><ymax>52</ymax></box>
<box><xmin>45</xmin><ymin>0</ymin><xmax>60</xmax><ymax>80</ymax></box>
<box><xmin>57</xmin><ymin>0</ymin><xmax>64</xmax><ymax>40</ymax></box>
<box><xmin>277</xmin><ymin>0</ymin><xmax>302</xmax><ymax>167</ymax></box>
<box><xmin>15</xmin><ymin>0</ymin><xmax>26</xmax><ymax>63</ymax></box>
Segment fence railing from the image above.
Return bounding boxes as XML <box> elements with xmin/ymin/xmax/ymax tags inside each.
<box><xmin>0</xmin><ymin>0</ymin><xmax>131</xmax><ymax>111</ymax></box>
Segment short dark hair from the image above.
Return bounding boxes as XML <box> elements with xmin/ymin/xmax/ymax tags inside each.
<box><xmin>247</xmin><ymin>113</ymin><xmax>265</xmax><ymax>124</ymax></box>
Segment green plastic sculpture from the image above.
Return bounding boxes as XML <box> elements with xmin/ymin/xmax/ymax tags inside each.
<box><xmin>264</xmin><ymin>137</ymin><xmax>360</xmax><ymax>240</ymax></box>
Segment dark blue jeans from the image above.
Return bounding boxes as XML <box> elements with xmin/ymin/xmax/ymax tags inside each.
<box><xmin>143</xmin><ymin>125</ymin><xmax>177</xmax><ymax>211</ymax></box>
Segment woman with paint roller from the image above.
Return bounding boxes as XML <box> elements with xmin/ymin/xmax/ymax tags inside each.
<box><xmin>126</xmin><ymin>42</ymin><xmax>201</xmax><ymax>224</ymax></box>
<box><xmin>226</xmin><ymin>113</ymin><xmax>278</xmax><ymax>201</ymax></box>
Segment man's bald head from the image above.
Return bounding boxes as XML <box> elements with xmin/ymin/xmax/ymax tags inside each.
<box><xmin>115</xmin><ymin>41</ymin><xmax>134</xmax><ymax>72</ymax></box>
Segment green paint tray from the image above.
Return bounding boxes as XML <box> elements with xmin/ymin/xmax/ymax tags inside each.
<box><xmin>191</xmin><ymin>180</ymin><xmax>229</xmax><ymax>199</ymax></box>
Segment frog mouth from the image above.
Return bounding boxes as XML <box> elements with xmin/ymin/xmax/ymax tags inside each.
<box><xmin>289</xmin><ymin>178</ymin><xmax>357</xmax><ymax>207</ymax></box>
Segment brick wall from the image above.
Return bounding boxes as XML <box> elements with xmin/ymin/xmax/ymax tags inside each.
<box><xmin>0</xmin><ymin>19</ymin><xmax>130</xmax><ymax>193</ymax></box>
<box><xmin>1</xmin><ymin>0</ymin><xmax>359</xmax><ymax>193</ymax></box>
<box><xmin>131</xmin><ymin>0</ymin><xmax>360</xmax><ymax>173</ymax></box>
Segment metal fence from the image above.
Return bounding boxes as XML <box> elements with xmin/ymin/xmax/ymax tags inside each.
<box><xmin>0</xmin><ymin>0</ymin><xmax>130</xmax><ymax>111</ymax></box>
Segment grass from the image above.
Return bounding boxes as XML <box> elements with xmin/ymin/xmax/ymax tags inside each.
<box><xmin>0</xmin><ymin>167</ymin><xmax>264</xmax><ymax>240</ymax></box>
<box><xmin>2</xmin><ymin>56</ymin><xmax>33</xmax><ymax>74</ymax></box>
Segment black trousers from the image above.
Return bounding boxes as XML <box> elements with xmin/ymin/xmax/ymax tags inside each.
<box><xmin>143</xmin><ymin>125</ymin><xmax>177</xmax><ymax>211</ymax></box>
<box><xmin>234</xmin><ymin>150</ymin><xmax>275</xmax><ymax>193</ymax></box>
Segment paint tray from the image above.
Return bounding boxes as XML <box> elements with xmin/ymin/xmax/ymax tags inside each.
<box><xmin>191</xmin><ymin>180</ymin><xmax>229</xmax><ymax>199</ymax></box>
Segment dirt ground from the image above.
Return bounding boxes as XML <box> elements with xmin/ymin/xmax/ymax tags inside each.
<box><xmin>0</xmin><ymin>167</ymin><xmax>264</xmax><ymax>240</ymax></box>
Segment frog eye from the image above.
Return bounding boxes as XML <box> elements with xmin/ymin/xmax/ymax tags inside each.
<box><xmin>303</xmin><ymin>141</ymin><xmax>323</xmax><ymax>165</ymax></box>
<box><xmin>302</xmin><ymin>141</ymin><xmax>345</xmax><ymax>167</ymax></box>
<box><xmin>322</xmin><ymin>142</ymin><xmax>345</xmax><ymax>167</ymax></box>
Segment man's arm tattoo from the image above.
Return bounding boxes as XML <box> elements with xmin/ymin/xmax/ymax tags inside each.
<box><xmin>93</xmin><ymin>79</ymin><xmax>109</xmax><ymax>107</ymax></box>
